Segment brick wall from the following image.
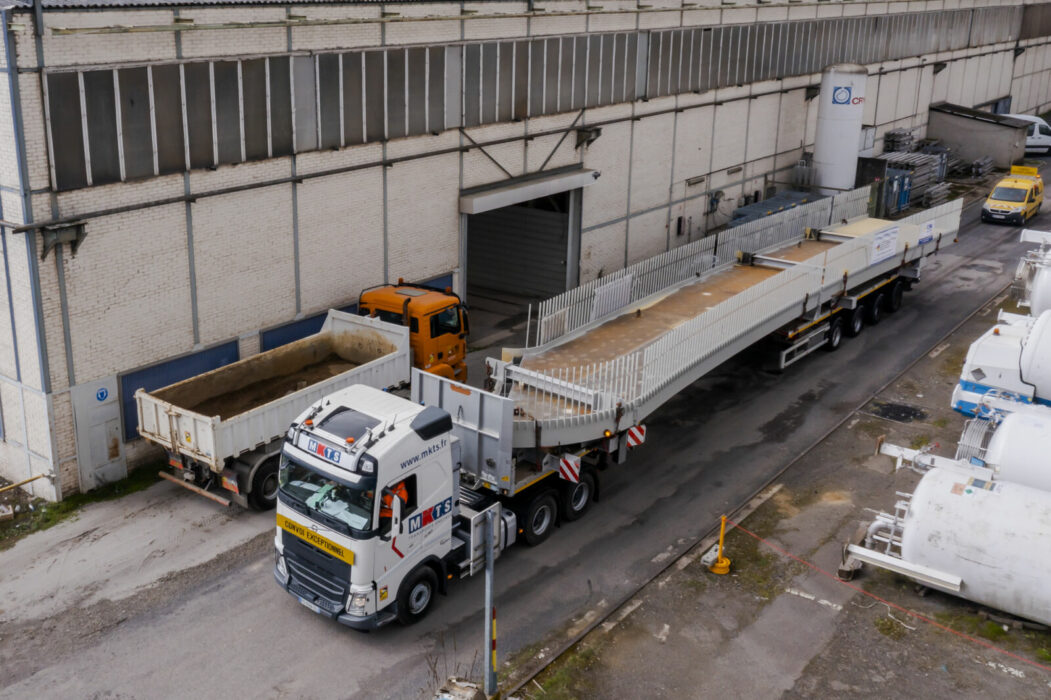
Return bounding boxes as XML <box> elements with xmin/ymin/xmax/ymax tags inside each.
<box><xmin>5</xmin><ymin>0</ymin><xmax>1051</xmax><ymax>499</ymax></box>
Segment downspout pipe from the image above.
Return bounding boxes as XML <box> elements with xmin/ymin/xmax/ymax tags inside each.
<box><xmin>5</xmin><ymin>6</ymin><xmax>50</xmax><ymax>396</ymax></box>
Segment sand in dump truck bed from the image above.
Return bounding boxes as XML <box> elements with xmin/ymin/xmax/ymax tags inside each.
<box><xmin>151</xmin><ymin>327</ymin><xmax>396</xmax><ymax>421</ymax></box>
<box><xmin>522</xmin><ymin>238</ymin><xmax>836</xmax><ymax>372</ymax></box>
<box><xmin>188</xmin><ymin>354</ymin><xmax>358</xmax><ymax>420</ymax></box>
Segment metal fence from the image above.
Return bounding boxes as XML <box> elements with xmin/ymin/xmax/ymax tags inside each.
<box><xmin>531</xmin><ymin>185</ymin><xmax>872</xmax><ymax>347</ymax></box>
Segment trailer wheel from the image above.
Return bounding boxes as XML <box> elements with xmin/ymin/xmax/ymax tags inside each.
<box><xmin>249</xmin><ymin>457</ymin><xmax>280</xmax><ymax>511</ymax></box>
<box><xmin>522</xmin><ymin>492</ymin><xmax>558</xmax><ymax>546</ymax></box>
<box><xmin>560</xmin><ymin>471</ymin><xmax>596</xmax><ymax>522</ymax></box>
<box><xmin>885</xmin><ymin>280</ymin><xmax>905</xmax><ymax>314</ymax></box>
<box><xmin>844</xmin><ymin>306</ymin><xmax>865</xmax><ymax>338</ymax></box>
<box><xmin>396</xmin><ymin>566</ymin><xmax>438</xmax><ymax>625</ymax></box>
<box><xmin>865</xmin><ymin>292</ymin><xmax>885</xmax><ymax>326</ymax></box>
<box><xmin>823</xmin><ymin>316</ymin><xmax>845</xmax><ymax>352</ymax></box>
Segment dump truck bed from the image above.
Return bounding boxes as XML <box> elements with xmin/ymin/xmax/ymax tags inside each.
<box><xmin>136</xmin><ymin>312</ymin><xmax>410</xmax><ymax>471</ymax></box>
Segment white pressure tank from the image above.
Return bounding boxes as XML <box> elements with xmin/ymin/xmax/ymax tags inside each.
<box><xmin>1031</xmin><ymin>265</ymin><xmax>1051</xmax><ymax>316</ymax></box>
<box><xmin>984</xmin><ymin>408</ymin><xmax>1051</xmax><ymax>491</ymax></box>
<box><xmin>1020</xmin><ymin>310</ymin><xmax>1051</xmax><ymax>397</ymax></box>
<box><xmin>900</xmin><ymin>468</ymin><xmax>1051</xmax><ymax>626</ymax></box>
<box><xmin>813</xmin><ymin>64</ymin><xmax>868</xmax><ymax>195</ymax></box>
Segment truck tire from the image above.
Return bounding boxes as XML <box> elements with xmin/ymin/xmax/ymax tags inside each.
<box><xmin>844</xmin><ymin>306</ymin><xmax>865</xmax><ymax>338</ymax></box>
<box><xmin>865</xmin><ymin>292</ymin><xmax>885</xmax><ymax>326</ymax></box>
<box><xmin>522</xmin><ymin>491</ymin><xmax>558</xmax><ymax>546</ymax></box>
<box><xmin>249</xmin><ymin>457</ymin><xmax>280</xmax><ymax>511</ymax></box>
<box><xmin>885</xmin><ymin>280</ymin><xmax>905</xmax><ymax>314</ymax></box>
<box><xmin>396</xmin><ymin>566</ymin><xmax>438</xmax><ymax>625</ymax></box>
<box><xmin>560</xmin><ymin>471</ymin><xmax>596</xmax><ymax>522</ymax></box>
<box><xmin>823</xmin><ymin>316</ymin><xmax>844</xmax><ymax>352</ymax></box>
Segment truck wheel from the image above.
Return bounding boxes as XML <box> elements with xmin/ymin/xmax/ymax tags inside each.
<box><xmin>823</xmin><ymin>316</ymin><xmax>844</xmax><ymax>352</ymax></box>
<box><xmin>396</xmin><ymin>566</ymin><xmax>438</xmax><ymax>625</ymax></box>
<box><xmin>865</xmin><ymin>292</ymin><xmax>885</xmax><ymax>325</ymax></box>
<box><xmin>885</xmin><ymin>280</ymin><xmax>905</xmax><ymax>314</ymax></box>
<box><xmin>523</xmin><ymin>492</ymin><xmax>558</xmax><ymax>546</ymax></box>
<box><xmin>560</xmin><ymin>472</ymin><xmax>596</xmax><ymax>522</ymax></box>
<box><xmin>844</xmin><ymin>306</ymin><xmax>865</xmax><ymax>338</ymax></box>
<box><xmin>249</xmin><ymin>457</ymin><xmax>280</xmax><ymax>511</ymax></box>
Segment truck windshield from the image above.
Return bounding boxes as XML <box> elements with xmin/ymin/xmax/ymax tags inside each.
<box><xmin>279</xmin><ymin>457</ymin><xmax>374</xmax><ymax>532</ymax></box>
<box><xmin>991</xmin><ymin>186</ymin><xmax>1027</xmax><ymax>202</ymax></box>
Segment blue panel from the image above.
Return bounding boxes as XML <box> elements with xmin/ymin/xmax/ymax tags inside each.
<box><xmin>260</xmin><ymin>313</ymin><xmax>326</xmax><ymax>353</ymax></box>
<box><xmin>423</xmin><ymin>274</ymin><xmax>453</xmax><ymax>292</ymax></box>
<box><xmin>259</xmin><ymin>305</ymin><xmax>360</xmax><ymax>353</ymax></box>
<box><xmin>120</xmin><ymin>341</ymin><xmax>239</xmax><ymax>441</ymax></box>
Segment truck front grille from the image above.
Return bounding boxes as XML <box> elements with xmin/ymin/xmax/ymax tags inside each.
<box><xmin>286</xmin><ymin>557</ymin><xmax>347</xmax><ymax>615</ymax></box>
<box><xmin>283</xmin><ymin>531</ymin><xmax>351</xmax><ymax>615</ymax></box>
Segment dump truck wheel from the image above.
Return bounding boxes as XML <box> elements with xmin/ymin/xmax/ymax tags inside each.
<box><xmin>249</xmin><ymin>457</ymin><xmax>279</xmax><ymax>511</ymax></box>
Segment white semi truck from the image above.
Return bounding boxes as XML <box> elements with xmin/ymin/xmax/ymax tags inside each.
<box><xmin>273</xmin><ymin>193</ymin><xmax>963</xmax><ymax>629</ymax></box>
<box><xmin>135</xmin><ymin>311</ymin><xmax>410</xmax><ymax>508</ymax></box>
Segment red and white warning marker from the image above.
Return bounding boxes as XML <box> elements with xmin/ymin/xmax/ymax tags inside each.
<box><xmin>626</xmin><ymin>424</ymin><xmax>647</xmax><ymax>447</ymax></box>
<box><xmin>558</xmin><ymin>454</ymin><xmax>581</xmax><ymax>483</ymax></box>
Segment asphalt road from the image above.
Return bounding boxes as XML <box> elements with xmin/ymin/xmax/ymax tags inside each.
<box><xmin>3</xmin><ymin>181</ymin><xmax>1046</xmax><ymax>700</ymax></box>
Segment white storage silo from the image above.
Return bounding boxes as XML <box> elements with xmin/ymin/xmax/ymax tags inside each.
<box><xmin>813</xmin><ymin>64</ymin><xmax>868</xmax><ymax>195</ymax></box>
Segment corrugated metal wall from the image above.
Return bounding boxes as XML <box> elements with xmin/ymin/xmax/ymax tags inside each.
<box><xmin>41</xmin><ymin>4</ymin><xmax>1034</xmax><ymax>192</ymax></box>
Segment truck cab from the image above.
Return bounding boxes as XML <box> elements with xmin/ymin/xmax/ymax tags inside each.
<box><xmin>358</xmin><ymin>281</ymin><xmax>469</xmax><ymax>382</ymax></box>
<box><xmin>274</xmin><ymin>384</ymin><xmax>511</xmax><ymax>628</ymax></box>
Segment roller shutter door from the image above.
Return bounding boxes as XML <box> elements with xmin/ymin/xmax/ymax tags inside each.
<box><xmin>467</xmin><ymin>204</ymin><xmax>568</xmax><ymax>298</ymax></box>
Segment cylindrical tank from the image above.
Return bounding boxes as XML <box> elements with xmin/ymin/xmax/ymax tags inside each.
<box><xmin>1031</xmin><ymin>264</ymin><xmax>1051</xmax><ymax>316</ymax></box>
<box><xmin>900</xmin><ymin>468</ymin><xmax>1051</xmax><ymax>626</ymax></box>
<box><xmin>1020</xmin><ymin>310</ymin><xmax>1051</xmax><ymax>397</ymax></box>
<box><xmin>984</xmin><ymin>408</ymin><xmax>1051</xmax><ymax>490</ymax></box>
<box><xmin>813</xmin><ymin>64</ymin><xmax>868</xmax><ymax>194</ymax></box>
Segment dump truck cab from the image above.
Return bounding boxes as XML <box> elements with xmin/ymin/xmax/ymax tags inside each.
<box><xmin>982</xmin><ymin>166</ymin><xmax>1044</xmax><ymax>225</ymax></box>
<box><xmin>358</xmin><ymin>281</ymin><xmax>469</xmax><ymax>382</ymax></box>
<box><xmin>274</xmin><ymin>384</ymin><xmax>459</xmax><ymax>629</ymax></box>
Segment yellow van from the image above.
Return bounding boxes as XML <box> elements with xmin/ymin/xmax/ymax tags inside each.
<box><xmin>981</xmin><ymin>165</ymin><xmax>1044</xmax><ymax>225</ymax></box>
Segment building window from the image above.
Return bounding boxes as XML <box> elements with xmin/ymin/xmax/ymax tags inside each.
<box><xmin>43</xmin><ymin>6</ymin><xmax>1025</xmax><ymax>192</ymax></box>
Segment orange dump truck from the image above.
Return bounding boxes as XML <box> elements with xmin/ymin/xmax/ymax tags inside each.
<box><xmin>358</xmin><ymin>280</ymin><xmax>470</xmax><ymax>383</ymax></box>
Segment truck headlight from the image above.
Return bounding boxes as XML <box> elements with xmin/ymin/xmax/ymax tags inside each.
<box><xmin>347</xmin><ymin>592</ymin><xmax>369</xmax><ymax>615</ymax></box>
<box><xmin>275</xmin><ymin>552</ymin><xmax>289</xmax><ymax>584</ymax></box>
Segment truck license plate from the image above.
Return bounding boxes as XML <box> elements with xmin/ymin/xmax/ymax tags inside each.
<box><xmin>298</xmin><ymin>597</ymin><xmax>322</xmax><ymax>614</ymax></box>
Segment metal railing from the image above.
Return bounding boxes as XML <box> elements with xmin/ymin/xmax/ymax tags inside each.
<box><xmin>529</xmin><ymin>185</ymin><xmax>873</xmax><ymax>348</ymax></box>
<box><xmin>505</xmin><ymin>195</ymin><xmax>962</xmax><ymax>430</ymax></box>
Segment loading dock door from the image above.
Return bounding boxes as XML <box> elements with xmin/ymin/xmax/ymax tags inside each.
<box><xmin>466</xmin><ymin>195</ymin><xmax>570</xmax><ymax>299</ymax></box>
<box><xmin>461</xmin><ymin>168</ymin><xmax>595</xmax><ymax>299</ymax></box>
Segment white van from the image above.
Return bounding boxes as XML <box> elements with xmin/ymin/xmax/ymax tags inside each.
<box><xmin>1006</xmin><ymin>113</ymin><xmax>1051</xmax><ymax>154</ymax></box>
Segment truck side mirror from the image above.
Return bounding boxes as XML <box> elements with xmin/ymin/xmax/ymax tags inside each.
<box><xmin>461</xmin><ymin>306</ymin><xmax>470</xmax><ymax>335</ymax></box>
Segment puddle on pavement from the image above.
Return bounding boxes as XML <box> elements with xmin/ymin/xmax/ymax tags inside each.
<box><xmin>866</xmin><ymin>401</ymin><xmax>928</xmax><ymax>423</ymax></box>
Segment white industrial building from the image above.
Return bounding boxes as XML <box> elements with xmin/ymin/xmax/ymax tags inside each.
<box><xmin>1</xmin><ymin>0</ymin><xmax>1050</xmax><ymax>500</ymax></box>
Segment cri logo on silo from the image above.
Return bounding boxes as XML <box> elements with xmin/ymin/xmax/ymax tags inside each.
<box><xmin>832</xmin><ymin>86</ymin><xmax>864</xmax><ymax>105</ymax></box>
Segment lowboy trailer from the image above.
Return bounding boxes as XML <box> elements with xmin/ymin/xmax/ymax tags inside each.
<box><xmin>273</xmin><ymin>191</ymin><xmax>963</xmax><ymax>627</ymax></box>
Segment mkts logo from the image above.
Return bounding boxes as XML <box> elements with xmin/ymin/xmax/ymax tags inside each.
<box><xmin>831</xmin><ymin>86</ymin><xmax>852</xmax><ymax>105</ymax></box>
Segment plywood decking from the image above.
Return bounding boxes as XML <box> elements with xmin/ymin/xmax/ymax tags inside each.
<box><xmin>511</xmin><ymin>238</ymin><xmax>839</xmax><ymax>421</ymax></box>
<box><xmin>521</xmin><ymin>238</ymin><xmax>834</xmax><ymax>372</ymax></box>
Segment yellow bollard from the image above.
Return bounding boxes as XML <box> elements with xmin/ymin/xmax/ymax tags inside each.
<box><xmin>709</xmin><ymin>515</ymin><xmax>732</xmax><ymax>575</ymax></box>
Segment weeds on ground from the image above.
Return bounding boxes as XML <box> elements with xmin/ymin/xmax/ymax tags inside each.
<box><xmin>0</xmin><ymin>464</ymin><xmax>163</xmax><ymax>551</ymax></box>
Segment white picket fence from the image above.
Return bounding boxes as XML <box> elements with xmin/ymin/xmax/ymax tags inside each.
<box><xmin>530</xmin><ymin>186</ymin><xmax>873</xmax><ymax>347</ymax></box>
